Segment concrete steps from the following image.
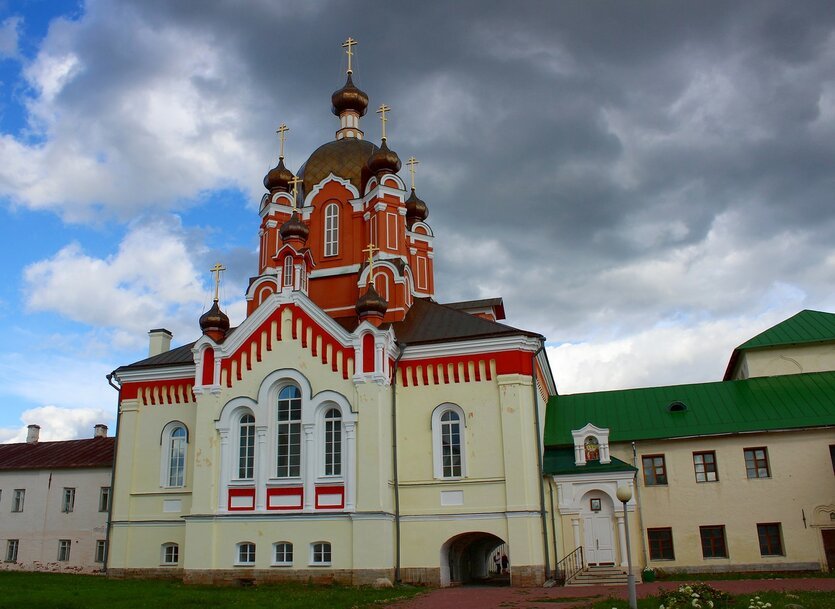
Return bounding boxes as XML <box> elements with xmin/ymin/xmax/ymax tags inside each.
<box><xmin>567</xmin><ymin>565</ymin><xmax>629</xmax><ymax>586</ymax></box>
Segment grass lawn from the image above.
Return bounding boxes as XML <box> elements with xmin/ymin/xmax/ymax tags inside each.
<box><xmin>0</xmin><ymin>572</ymin><xmax>425</xmax><ymax>609</ymax></box>
<box><xmin>592</xmin><ymin>590</ymin><xmax>833</xmax><ymax>609</ymax></box>
<box><xmin>654</xmin><ymin>570</ymin><xmax>835</xmax><ymax>581</ymax></box>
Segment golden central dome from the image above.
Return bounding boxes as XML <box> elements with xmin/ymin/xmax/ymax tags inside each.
<box><xmin>297</xmin><ymin>138</ymin><xmax>379</xmax><ymax>199</ymax></box>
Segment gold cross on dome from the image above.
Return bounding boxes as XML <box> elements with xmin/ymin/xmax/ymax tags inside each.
<box><xmin>377</xmin><ymin>104</ymin><xmax>391</xmax><ymax>140</ymax></box>
<box><xmin>288</xmin><ymin>175</ymin><xmax>302</xmax><ymax>210</ymax></box>
<box><xmin>406</xmin><ymin>156</ymin><xmax>419</xmax><ymax>190</ymax></box>
<box><xmin>362</xmin><ymin>242</ymin><xmax>379</xmax><ymax>285</ymax></box>
<box><xmin>276</xmin><ymin>123</ymin><xmax>289</xmax><ymax>159</ymax></box>
<box><xmin>342</xmin><ymin>37</ymin><xmax>357</xmax><ymax>74</ymax></box>
<box><xmin>210</xmin><ymin>262</ymin><xmax>226</xmax><ymax>302</ymax></box>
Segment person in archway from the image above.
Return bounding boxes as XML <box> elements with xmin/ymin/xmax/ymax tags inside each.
<box><xmin>493</xmin><ymin>552</ymin><xmax>501</xmax><ymax>574</ymax></box>
<box><xmin>501</xmin><ymin>553</ymin><xmax>509</xmax><ymax>574</ymax></box>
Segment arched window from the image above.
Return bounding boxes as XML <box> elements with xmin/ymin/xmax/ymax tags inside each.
<box><xmin>324</xmin><ymin>203</ymin><xmax>339</xmax><ymax>256</ymax></box>
<box><xmin>236</xmin><ymin>542</ymin><xmax>256</xmax><ymax>565</ymax></box>
<box><xmin>323</xmin><ymin>408</ymin><xmax>342</xmax><ymax>476</ymax></box>
<box><xmin>161</xmin><ymin>543</ymin><xmax>179</xmax><ymax>565</ymax></box>
<box><xmin>584</xmin><ymin>436</ymin><xmax>600</xmax><ymax>462</ymax></box>
<box><xmin>273</xmin><ymin>542</ymin><xmax>293</xmax><ymax>566</ymax></box>
<box><xmin>161</xmin><ymin>423</ymin><xmax>188</xmax><ymax>488</ymax></box>
<box><xmin>310</xmin><ymin>541</ymin><xmax>331</xmax><ymax>566</ymax></box>
<box><xmin>431</xmin><ymin>404</ymin><xmax>466</xmax><ymax>479</ymax></box>
<box><xmin>283</xmin><ymin>255</ymin><xmax>293</xmax><ymax>287</ymax></box>
<box><xmin>238</xmin><ymin>414</ymin><xmax>255</xmax><ymax>480</ymax></box>
<box><xmin>277</xmin><ymin>385</ymin><xmax>302</xmax><ymax>478</ymax></box>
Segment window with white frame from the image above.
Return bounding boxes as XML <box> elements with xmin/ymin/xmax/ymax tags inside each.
<box><xmin>95</xmin><ymin>540</ymin><xmax>106</xmax><ymax>563</ymax></box>
<box><xmin>277</xmin><ymin>385</ymin><xmax>302</xmax><ymax>478</ymax></box>
<box><xmin>238</xmin><ymin>413</ymin><xmax>255</xmax><ymax>479</ymax></box>
<box><xmin>323</xmin><ymin>408</ymin><xmax>342</xmax><ymax>476</ymax></box>
<box><xmin>161</xmin><ymin>422</ymin><xmax>188</xmax><ymax>488</ymax></box>
<box><xmin>99</xmin><ymin>487</ymin><xmax>111</xmax><ymax>512</ymax></box>
<box><xmin>5</xmin><ymin>539</ymin><xmax>18</xmax><ymax>562</ymax></box>
<box><xmin>61</xmin><ymin>488</ymin><xmax>75</xmax><ymax>513</ymax></box>
<box><xmin>310</xmin><ymin>542</ymin><xmax>331</xmax><ymax>565</ymax></box>
<box><xmin>283</xmin><ymin>255</ymin><xmax>293</xmax><ymax>287</ymax></box>
<box><xmin>236</xmin><ymin>542</ymin><xmax>256</xmax><ymax>565</ymax></box>
<box><xmin>324</xmin><ymin>203</ymin><xmax>339</xmax><ymax>256</ymax></box>
<box><xmin>11</xmin><ymin>489</ymin><xmax>24</xmax><ymax>512</ymax></box>
<box><xmin>273</xmin><ymin>542</ymin><xmax>293</xmax><ymax>566</ymax></box>
<box><xmin>161</xmin><ymin>543</ymin><xmax>179</xmax><ymax>565</ymax></box>
<box><xmin>432</xmin><ymin>404</ymin><xmax>466</xmax><ymax>479</ymax></box>
<box><xmin>58</xmin><ymin>539</ymin><xmax>71</xmax><ymax>562</ymax></box>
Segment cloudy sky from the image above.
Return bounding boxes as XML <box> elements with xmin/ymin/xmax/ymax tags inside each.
<box><xmin>0</xmin><ymin>0</ymin><xmax>833</xmax><ymax>441</ymax></box>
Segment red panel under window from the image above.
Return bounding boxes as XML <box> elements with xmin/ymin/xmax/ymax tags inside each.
<box><xmin>266</xmin><ymin>486</ymin><xmax>303</xmax><ymax>511</ymax></box>
<box><xmin>227</xmin><ymin>487</ymin><xmax>255</xmax><ymax>511</ymax></box>
<box><xmin>315</xmin><ymin>485</ymin><xmax>344</xmax><ymax>509</ymax></box>
<box><xmin>362</xmin><ymin>333</ymin><xmax>375</xmax><ymax>373</ymax></box>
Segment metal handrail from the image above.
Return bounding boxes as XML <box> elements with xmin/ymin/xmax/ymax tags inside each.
<box><xmin>555</xmin><ymin>545</ymin><xmax>584</xmax><ymax>585</ymax></box>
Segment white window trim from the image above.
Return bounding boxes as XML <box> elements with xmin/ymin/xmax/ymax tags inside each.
<box><xmin>61</xmin><ymin>487</ymin><xmax>75</xmax><ymax>513</ymax></box>
<box><xmin>309</xmin><ymin>541</ymin><xmax>332</xmax><ymax>566</ymax></box>
<box><xmin>160</xmin><ymin>421</ymin><xmax>189</xmax><ymax>488</ymax></box>
<box><xmin>318</xmin><ymin>403</ymin><xmax>345</xmax><ymax>480</ymax></box>
<box><xmin>235</xmin><ymin>542</ymin><xmax>256</xmax><ymax>566</ymax></box>
<box><xmin>272</xmin><ymin>542</ymin><xmax>293</xmax><ymax>567</ymax></box>
<box><xmin>58</xmin><ymin>539</ymin><xmax>71</xmax><ymax>562</ymax></box>
<box><xmin>324</xmin><ymin>203</ymin><xmax>339</xmax><ymax>257</ymax></box>
<box><xmin>236</xmin><ymin>411</ymin><xmax>256</xmax><ymax>481</ymax></box>
<box><xmin>161</xmin><ymin>542</ymin><xmax>179</xmax><ymax>565</ymax></box>
<box><xmin>431</xmin><ymin>403</ymin><xmax>467</xmax><ymax>480</ymax></box>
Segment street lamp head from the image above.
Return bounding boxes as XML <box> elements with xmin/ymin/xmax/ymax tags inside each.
<box><xmin>616</xmin><ymin>484</ymin><xmax>632</xmax><ymax>503</ymax></box>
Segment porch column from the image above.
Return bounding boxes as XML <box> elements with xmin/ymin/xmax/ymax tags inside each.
<box><xmin>571</xmin><ymin>517</ymin><xmax>581</xmax><ymax>550</ymax></box>
<box><xmin>616</xmin><ymin>513</ymin><xmax>628</xmax><ymax>567</ymax></box>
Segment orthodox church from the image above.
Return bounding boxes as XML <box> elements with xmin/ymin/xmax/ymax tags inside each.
<box><xmin>107</xmin><ymin>39</ymin><xmax>556</xmax><ymax>587</ymax></box>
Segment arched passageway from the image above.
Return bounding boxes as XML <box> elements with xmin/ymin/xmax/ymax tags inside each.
<box><xmin>440</xmin><ymin>532</ymin><xmax>508</xmax><ymax>586</ymax></box>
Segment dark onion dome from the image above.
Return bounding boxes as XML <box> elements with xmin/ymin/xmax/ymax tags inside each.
<box><xmin>297</xmin><ymin>138</ymin><xmax>379</xmax><ymax>198</ymax></box>
<box><xmin>405</xmin><ymin>188</ymin><xmax>428</xmax><ymax>226</ymax></box>
<box><xmin>331</xmin><ymin>73</ymin><xmax>369</xmax><ymax>117</ymax></box>
<box><xmin>365</xmin><ymin>139</ymin><xmax>401</xmax><ymax>178</ymax></box>
<box><xmin>356</xmin><ymin>283</ymin><xmax>388</xmax><ymax>318</ymax></box>
<box><xmin>263</xmin><ymin>157</ymin><xmax>293</xmax><ymax>193</ymax></box>
<box><xmin>199</xmin><ymin>300</ymin><xmax>230</xmax><ymax>337</ymax></box>
<box><xmin>279</xmin><ymin>211</ymin><xmax>309</xmax><ymax>242</ymax></box>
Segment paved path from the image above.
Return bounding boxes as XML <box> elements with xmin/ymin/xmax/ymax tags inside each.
<box><xmin>385</xmin><ymin>578</ymin><xmax>835</xmax><ymax>609</ymax></box>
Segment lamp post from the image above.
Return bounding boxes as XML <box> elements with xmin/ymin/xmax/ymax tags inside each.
<box><xmin>616</xmin><ymin>484</ymin><xmax>638</xmax><ymax>609</ymax></box>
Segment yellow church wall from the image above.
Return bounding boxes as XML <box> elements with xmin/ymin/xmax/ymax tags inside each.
<box><xmin>611</xmin><ymin>427</ymin><xmax>834</xmax><ymax>572</ymax></box>
<box><xmin>735</xmin><ymin>343</ymin><xmax>835</xmax><ymax>379</ymax></box>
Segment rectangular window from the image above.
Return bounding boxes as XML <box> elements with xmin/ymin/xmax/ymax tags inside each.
<box><xmin>744</xmin><ymin>447</ymin><xmax>770</xmax><ymax>479</ymax></box>
<box><xmin>311</xmin><ymin>542</ymin><xmax>331</xmax><ymax>565</ymax></box>
<box><xmin>417</xmin><ymin>256</ymin><xmax>427</xmax><ymax>290</ymax></box>
<box><xmin>5</xmin><ymin>539</ymin><xmax>18</xmax><ymax>563</ymax></box>
<box><xmin>699</xmin><ymin>525</ymin><xmax>728</xmax><ymax>558</ymax></box>
<box><xmin>99</xmin><ymin>487</ymin><xmax>111</xmax><ymax>512</ymax></box>
<box><xmin>237</xmin><ymin>542</ymin><xmax>255</xmax><ymax>565</ymax></box>
<box><xmin>11</xmin><ymin>489</ymin><xmax>24</xmax><ymax>512</ymax></box>
<box><xmin>693</xmin><ymin>451</ymin><xmax>718</xmax><ymax>482</ymax></box>
<box><xmin>274</xmin><ymin>542</ymin><xmax>293</xmax><ymax>566</ymax></box>
<box><xmin>238</xmin><ymin>415</ymin><xmax>255</xmax><ymax>479</ymax></box>
<box><xmin>62</xmin><ymin>488</ymin><xmax>76</xmax><ymax>513</ymax></box>
<box><xmin>647</xmin><ymin>528</ymin><xmax>675</xmax><ymax>560</ymax></box>
<box><xmin>324</xmin><ymin>204</ymin><xmax>339</xmax><ymax>257</ymax></box>
<box><xmin>58</xmin><ymin>539</ymin><xmax>71</xmax><ymax>562</ymax></box>
<box><xmin>276</xmin><ymin>387</ymin><xmax>302</xmax><ymax>478</ymax></box>
<box><xmin>757</xmin><ymin>523</ymin><xmax>784</xmax><ymax>556</ymax></box>
<box><xmin>642</xmin><ymin>455</ymin><xmax>667</xmax><ymax>486</ymax></box>
<box><xmin>386</xmin><ymin>212</ymin><xmax>397</xmax><ymax>250</ymax></box>
<box><xmin>162</xmin><ymin>543</ymin><xmax>179</xmax><ymax>565</ymax></box>
<box><xmin>95</xmin><ymin>540</ymin><xmax>106</xmax><ymax>563</ymax></box>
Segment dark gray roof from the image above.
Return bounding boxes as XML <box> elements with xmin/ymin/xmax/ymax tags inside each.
<box><xmin>114</xmin><ymin>342</ymin><xmax>195</xmax><ymax>373</ymax></box>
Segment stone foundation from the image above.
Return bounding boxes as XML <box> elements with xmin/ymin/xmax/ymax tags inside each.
<box><xmin>399</xmin><ymin>567</ymin><xmax>441</xmax><ymax>586</ymax></box>
<box><xmin>107</xmin><ymin>568</ymin><xmax>184</xmax><ymax>580</ymax></box>
<box><xmin>110</xmin><ymin>567</ymin><xmax>394</xmax><ymax>587</ymax></box>
<box><xmin>510</xmin><ymin>565</ymin><xmax>546</xmax><ymax>587</ymax></box>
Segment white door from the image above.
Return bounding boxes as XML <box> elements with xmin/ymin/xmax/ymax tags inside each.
<box><xmin>582</xmin><ymin>493</ymin><xmax>615</xmax><ymax>565</ymax></box>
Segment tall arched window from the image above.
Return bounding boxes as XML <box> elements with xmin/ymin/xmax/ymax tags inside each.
<box><xmin>324</xmin><ymin>203</ymin><xmax>339</xmax><ymax>257</ymax></box>
<box><xmin>431</xmin><ymin>404</ymin><xmax>466</xmax><ymax>479</ymax></box>
<box><xmin>161</xmin><ymin>423</ymin><xmax>188</xmax><ymax>488</ymax></box>
<box><xmin>277</xmin><ymin>385</ymin><xmax>302</xmax><ymax>478</ymax></box>
<box><xmin>323</xmin><ymin>408</ymin><xmax>342</xmax><ymax>476</ymax></box>
<box><xmin>283</xmin><ymin>255</ymin><xmax>294</xmax><ymax>287</ymax></box>
<box><xmin>238</xmin><ymin>414</ymin><xmax>255</xmax><ymax>479</ymax></box>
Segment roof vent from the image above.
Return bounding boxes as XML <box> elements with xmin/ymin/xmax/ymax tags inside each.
<box><xmin>667</xmin><ymin>401</ymin><xmax>687</xmax><ymax>413</ymax></box>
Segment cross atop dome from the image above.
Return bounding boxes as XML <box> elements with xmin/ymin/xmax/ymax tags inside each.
<box><xmin>342</xmin><ymin>37</ymin><xmax>357</xmax><ymax>74</ymax></box>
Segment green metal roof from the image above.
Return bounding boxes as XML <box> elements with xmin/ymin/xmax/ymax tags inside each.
<box><xmin>544</xmin><ymin>447</ymin><xmax>637</xmax><ymax>476</ymax></box>
<box><xmin>736</xmin><ymin>310</ymin><xmax>835</xmax><ymax>350</ymax></box>
<box><xmin>545</xmin><ymin>371</ymin><xmax>835</xmax><ymax>446</ymax></box>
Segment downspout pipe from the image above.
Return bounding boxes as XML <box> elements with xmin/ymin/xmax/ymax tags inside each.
<box><xmin>632</xmin><ymin>441</ymin><xmax>649</xmax><ymax>567</ymax></box>
<box><xmin>392</xmin><ymin>344</ymin><xmax>406</xmax><ymax>583</ymax></box>
<box><xmin>532</xmin><ymin>340</ymin><xmax>551</xmax><ymax>580</ymax></box>
<box><xmin>104</xmin><ymin>371</ymin><xmax>123</xmax><ymax>574</ymax></box>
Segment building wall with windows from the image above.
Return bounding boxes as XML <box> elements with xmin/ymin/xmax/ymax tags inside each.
<box><xmin>0</xmin><ymin>429</ymin><xmax>114</xmax><ymax>573</ymax></box>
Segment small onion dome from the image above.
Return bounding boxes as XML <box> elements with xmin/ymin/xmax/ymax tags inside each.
<box><xmin>332</xmin><ymin>73</ymin><xmax>369</xmax><ymax>117</ymax></box>
<box><xmin>279</xmin><ymin>211</ymin><xmax>310</xmax><ymax>242</ymax></box>
<box><xmin>366</xmin><ymin>139</ymin><xmax>401</xmax><ymax>178</ymax></box>
<box><xmin>199</xmin><ymin>300</ymin><xmax>230</xmax><ymax>339</ymax></box>
<box><xmin>263</xmin><ymin>157</ymin><xmax>294</xmax><ymax>193</ymax></box>
<box><xmin>356</xmin><ymin>283</ymin><xmax>388</xmax><ymax>318</ymax></box>
<box><xmin>405</xmin><ymin>188</ymin><xmax>428</xmax><ymax>226</ymax></box>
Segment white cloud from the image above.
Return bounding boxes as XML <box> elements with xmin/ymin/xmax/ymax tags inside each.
<box><xmin>0</xmin><ymin>405</ymin><xmax>112</xmax><ymax>443</ymax></box>
<box><xmin>0</xmin><ymin>16</ymin><xmax>21</xmax><ymax>58</ymax></box>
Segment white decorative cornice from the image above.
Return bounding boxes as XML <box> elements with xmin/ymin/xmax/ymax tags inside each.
<box><xmin>407</xmin><ymin>223</ymin><xmax>434</xmax><ymax>241</ymax></box>
<box><xmin>114</xmin><ymin>364</ymin><xmax>196</xmax><ymax>384</ymax></box>
<box><xmin>303</xmin><ymin>173</ymin><xmax>359</xmax><ymax>207</ymax></box>
<box><xmin>309</xmin><ymin>263</ymin><xmax>361</xmax><ymax>279</ymax></box>
<box><xmin>400</xmin><ymin>335</ymin><xmax>542</xmax><ymax>360</ymax></box>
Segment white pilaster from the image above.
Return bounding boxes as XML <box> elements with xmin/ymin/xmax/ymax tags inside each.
<box><xmin>255</xmin><ymin>426</ymin><xmax>268</xmax><ymax>510</ymax></box>
<box><xmin>616</xmin><ymin>514</ymin><xmax>628</xmax><ymax>567</ymax></box>
<box><xmin>345</xmin><ymin>422</ymin><xmax>356</xmax><ymax>511</ymax></box>
<box><xmin>303</xmin><ymin>424</ymin><xmax>315</xmax><ymax>510</ymax></box>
